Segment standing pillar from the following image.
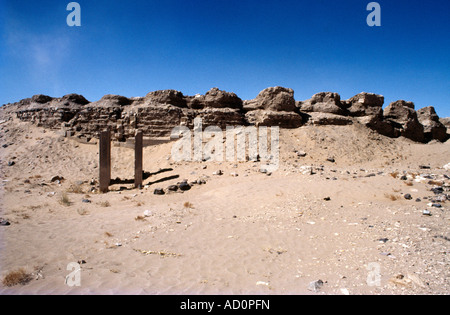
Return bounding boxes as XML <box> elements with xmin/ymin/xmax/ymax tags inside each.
<box><xmin>134</xmin><ymin>131</ymin><xmax>143</xmax><ymax>188</ymax></box>
<box><xmin>99</xmin><ymin>129</ymin><xmax>111</xmax><ymax>193</ymax></box>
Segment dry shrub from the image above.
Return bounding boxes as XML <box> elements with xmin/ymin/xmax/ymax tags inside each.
<box><xmin>184</xmin><ymin>202</ymin><xmax>194</xmax><ymax>209</ymax></box>
<box><xmin>67</xmin><ymin>183</ymin><xmax>84</xmax><ymax>194</ymax></box>
<box><xmin>389</xmin><ymin>172</ymin><xmax>399</xmax><ymax>179</ymax></box>
<box><xmin>59</xmin><ymin>192</ymin><xmax>71</xmax><ymax>206</ymax></box>
<box><xmin>99</xmin><ymin>201</ymin><xmax>111</xmax><ymax>207</ymax></box>
<box><xmin>2</xmin><ymin>268</ymin><xmax>32</xmax><ymax>287</ymax></box>
<box><xmin>385</xmin><ymin>193</ymin><xmax>400</xmax><ymax>201</ymax></box>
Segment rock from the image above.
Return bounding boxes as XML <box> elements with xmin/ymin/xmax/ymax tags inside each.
<box><xmin>346</xmin><ymin>92</ymin><xmax>384</xmax><ymax>117</ymax></box>
<box><xmin>244</xmin><ymin>109</ymin><xmax>303</xmax><ymax>128</ymax></box>
<box><xmin>153</xmin><ymin>188</ymin><xmax>165</xmax><ymax>195</ymax></box>
<box><xmin>51</xmin><ymin>175</ymin><xmax>65</xmax><ymax>182</ymax></box>
<box><xmin>383</xmin><ymin>100</ymin><xmax>425</xmax><ymax>142</ymax></box>
<box><xmin>145</xmin><ymin>90</ymin><xmax>186</xmax><ymax>107</ymax></box>
<box><xmin>243</xmin><ymin>86</ymin><xmax>296</xmax><ymax>112</ymax></box>
<box><xmin>439</xmin><ymin>117</ymin><xmax>450</xmax><ymax>129</ymax></box>
<box><xmin>167</xmin><ymin>185</ymin><xmax>178</xmax><ymax>192</ymax></box>
<box><xmin>422</xmin><ymin>210</ymin><xmax>432</xmax><ymax>216</ymax></box>
<box><xmin>296</xmin><ymin>151</ymin><xmax>307</xmax><ymax>157</ymax></box>
<box><xmin>417</xmin><ymin>106</ymin><xmax>448</xmax><ymax>142</ymax></box>
<box><xmin>404</xmin><ymin>193</ymin><xmax>412</xmax><ymax>200</ymax></box>
<box><xmin>178</xmin><ymin>181</ymin><xmax>191</xmax><ymax>191</ymax></box>
<box><xmin>0</xmin><ymin>218</ymin><xmax>11</xmax><ymax>226</ymax></box>
<box><xmin>431</xmin><ymin>187</ymin><xmax>444</xmax><ymax>195</ymax></box>
<box><xmin>7</xmin><ymin>161</ymin><xmax>15</xmax><ymax>166</ymax></box>
<box><xmin>143</xmin><ymin>210</ymin><xmax>152</xmax><ymax>217</ymax></box>
<box><xmin>82</xmin><ymin>199</ymin><xmax>91</xmax><ymax>203</ymax></box>
<box><xmin>62</xmin><ymin>93</ymin><xmax>90</xmax><ymax>105</ymax></box>
<box><xmin>93</xmin><ymin>94</ymin><xmax>132</xmax><ymax>107</ymax></box>
<box><xmin>202</xmin><ymin>87</ymin><xmax>243</xmax><ymax>109</ymax></box>
<box><xmin>213</xmin><ymin>170</ymin><xmax>223</xmax><ymax>176</ymax></box>
<box><xmin>31</xmin><ymin>94</ymin><xmax>53</xmax><ymax>104</ymax></box>
<box><xmin>299</xmin><ymin>92</ymin><xmax>346</xmax><ymax>115</ymax></box>
<box><xmin>431</xmin><ymin>203</ymin><xmax>442</xmax><ymax>208</ymax></box>
<box><xmin>327</xmin><ymin>157</ymin><xmax>335</xmax><ymax>163</ymax></box>
<box><xmin>304</xmin><ymin>112</ymin><xmax>353</xmax><ymax>126</ymax></box>
<box><xmin>307</xmin><ymin>279</ymin><xmax>324</xmax><ymax>292</ymax></box>
<box><xmin>443</xmin><ymin>163</ymin><xmax>450</xmax><ymax>171</ymax></box>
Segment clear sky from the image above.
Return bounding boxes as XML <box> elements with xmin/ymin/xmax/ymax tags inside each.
<box><xmin>1</xmin><ymin>0</ymin><xmax>449</xmax><ymax>117</ymax></box>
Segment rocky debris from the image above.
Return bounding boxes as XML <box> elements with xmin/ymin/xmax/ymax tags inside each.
<box><xmin>5</xmin><ymin>86</ymin><xmax>447</xmax><ymax>143</ymax></box>
<box><xmin>384</xmin><ymin>100</ymin><xmax>425</xmax><ymax>142</ymax></box>
<box><xmin>417</xmin><ymin>106</ymin><xmax>448</xmax><ymax>142</ymax></box>
<box><xmin>153</xmin><ymin>188</ymin><xmax>165</xmax><ymax>195</ymax></box>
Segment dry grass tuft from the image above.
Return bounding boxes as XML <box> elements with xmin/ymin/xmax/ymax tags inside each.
<box><xmin>2</xmin><ymin>268</ymin><xmax>32</xmax><ymax>287</ymax></box>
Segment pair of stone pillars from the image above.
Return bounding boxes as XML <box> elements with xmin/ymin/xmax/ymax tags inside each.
<box><xmin>99</xmin><ymin>130</ymin><xmax>143</xmax><ymax>193</ymax></box>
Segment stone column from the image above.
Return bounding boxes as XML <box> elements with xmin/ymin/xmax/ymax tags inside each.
<box><xmin>99</xmin><ymin>129</ymin><xmax>111</xmax><ymax>193</ymax></box>
<box><xmin>134</xmin><ymin>131</ymin><xmax>143</xmax><ymax>188</ymax></box>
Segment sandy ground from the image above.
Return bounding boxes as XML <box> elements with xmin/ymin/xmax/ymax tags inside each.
<box><xmin>0</xmin><ymin>117</ymin><xmax>449</xmax><ymax>295</ymax></box>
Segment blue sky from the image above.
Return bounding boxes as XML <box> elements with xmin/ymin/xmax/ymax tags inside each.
<box><xmin>1</xmin><ymin>0</ymin><xmax>449</xmax><ymax>117</ymax></box>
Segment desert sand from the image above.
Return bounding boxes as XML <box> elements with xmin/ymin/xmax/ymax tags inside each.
<box><xmin>0</xmin><ymin>117</ymin><xmax>449</xmax><ymax>295</ymax></box>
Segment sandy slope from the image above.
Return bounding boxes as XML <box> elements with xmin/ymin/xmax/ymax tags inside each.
<box><xmin>0</xmin><ymin>117</ymin><xmax>449</xmax><ymax>295</ymax></box>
